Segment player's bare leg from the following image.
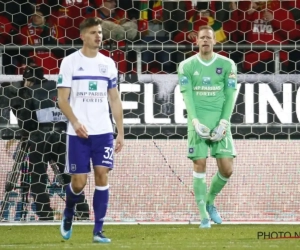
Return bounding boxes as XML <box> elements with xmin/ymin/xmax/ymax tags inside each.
<box><xmin>206</xmin><ymin>157</ymin><xmax>233</xmax><ymax>224</ymax></box>
<box><xmin>92</xmin><ymin>166</ymin><xmax>111</xmax><ymax>243</ymax></box>
<box><xmin>193</xmin><ymin>159</ymin><xmax>210</xmax><ymax>228</ymax></box>
<box><xmin>60</xmin><ymin>174</ymin><xmax>87</xmax><ymax>240</ymax></box>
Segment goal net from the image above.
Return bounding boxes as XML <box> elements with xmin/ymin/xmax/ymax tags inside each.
<box><xmin>0</xmin><ymin>0</ymin><xmax>300</xmax><ymax>223</ymax></box>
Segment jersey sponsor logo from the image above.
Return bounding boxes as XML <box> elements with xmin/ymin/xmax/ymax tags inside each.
<box><xmin>194</xmin><ymin>86</ymin><xmax>221</xmax><ymax>91</ymax></box>
<box><xmin>89</xmin><ymin>81</ymin><xmax>98</xmax><ymax>91</ymax></box>
<box><xmin>216</xmin><ymin>68</ymin><xmax>222</xmax><ymax>74</ymax></box>
<box><xmin>99</xmin><ymin>64</ymin><xmax>108</xmax><ymax>74</ymax></box>
<box><xmin>227</xmin><ymin>79</ymin><xmax>236</xmax><ymax>88</ymax></box>
<box><xmin>57</xmin><ymin>74</ymin><xmax>63</xmax><ymax>84</ymax></box>
<box><xmin>196</xmin><ymin>92</ymin><xmax>216</xmax><ymax>96</ymax></box>
<box><xmin>193</xmin><ymin>71</ymin><xmax>199</xmax><ymax>76</ymax></box>
<box><xmin>202</xmin><ymin>77</ymin><xmax>211</xmax><ymax>85</ymax></box>
<box><xmin>76</xmin><ymin>90</ymin><xmax>106</xmax><ymax>103</ymax></box>
<box><xmin>179</xmin><ymin>76</ymin><xmax>188</xmax><ymax>85</ymax></box>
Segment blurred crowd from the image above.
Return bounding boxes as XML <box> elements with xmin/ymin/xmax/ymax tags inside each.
<box><xmin>0</xmin><ymin>0</ymin><xmax>299</xmax><ymax>75</ymax></box>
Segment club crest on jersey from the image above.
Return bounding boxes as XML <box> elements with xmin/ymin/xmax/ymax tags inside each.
<box><xmin>99</xmin><ymin>64</ymin><xmax>108</xmax><ymax>74</ymax></box>
<box><xmin>216</xmin><ymin>68</ymin><xmax>222</xmax><ymax>74</ymax></box>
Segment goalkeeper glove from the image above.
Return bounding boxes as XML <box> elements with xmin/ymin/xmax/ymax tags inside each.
<box><xmin>210</xmin><ymin>119</ymin><xmax>229</xmax><ymax>142</ymax></box>
<box><xmin>192</xmin><ymin>119</ymin><xmax>210</xmax><ymax>139</ymax></box>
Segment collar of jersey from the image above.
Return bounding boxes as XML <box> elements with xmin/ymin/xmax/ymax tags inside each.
<box><xmin>78</xmin><ymin>49</ymin><xmax>99</xmax><ymax>59</ymax></box>
<box><xmin>196</xmin><ymin>52</ymin><xmax>217</xmax><ymax>66</ymax></box>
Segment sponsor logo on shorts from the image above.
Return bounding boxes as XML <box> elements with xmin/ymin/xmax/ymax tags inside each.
<box><xmin>102</xmin><ymin>160</ymin><xmax>112</xmax><ymax>165</ymax></box>
<box><xmin>219</xmin><ymin>149</ymin><xmax>231</xmax><ymax>153</ymax></box>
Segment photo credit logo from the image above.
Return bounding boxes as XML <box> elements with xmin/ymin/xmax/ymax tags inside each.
<box><xmin>257</xmin><ymin>231</ymin><xmax>300</xmax><ymax>240</ymax></box>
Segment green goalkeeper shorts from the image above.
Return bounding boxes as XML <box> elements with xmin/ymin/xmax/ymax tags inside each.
<box><xmin>187</xmin><ymin>130</ymin><xmax>236</xmax><ymax>160</ymax></box>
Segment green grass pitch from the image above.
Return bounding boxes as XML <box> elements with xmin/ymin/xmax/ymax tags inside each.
<box><xmin>0</xmin><ymin>224</ymin><xmax>299</xmax><ymax>250</ymax></box>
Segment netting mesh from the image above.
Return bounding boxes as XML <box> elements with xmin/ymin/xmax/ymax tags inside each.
<box><xmin>1</xmin><ymin>139</ymin><xmax>300</xmax><ymax>222</ymax></box>
<box><xmin>0</xmin><ymin>0</ymin><xmax>300</xmax><ymax>223</ymax></box>
<box><xmin>0</xmin><ymin>0</ymin><xmax>299</xmax><ymax>74</ymax></box>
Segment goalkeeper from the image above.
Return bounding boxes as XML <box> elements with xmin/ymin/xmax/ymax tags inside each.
<box><xmin>178</xmin><ymin>25</ymin><xmax>237</xmax><ymax>228</ymax></box>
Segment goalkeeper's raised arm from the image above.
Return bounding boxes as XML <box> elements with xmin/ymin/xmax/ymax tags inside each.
<box><xmin>177</xmin><ymin>25</ymin><xmax>237</xmax><ymax>229</ymax></box>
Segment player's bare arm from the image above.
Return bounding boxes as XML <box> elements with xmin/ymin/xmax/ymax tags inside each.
<box><xmin>108</xmin><ymin>87</ymin><xmax>124</xmax><ymax>153</ymax></box>
<box><xmin>58</xmin><ymin>87</ymin><xmax>88</xmax><ymax>138</ymax></box>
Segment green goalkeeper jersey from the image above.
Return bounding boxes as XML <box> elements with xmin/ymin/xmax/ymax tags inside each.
<box><xmin>178</xmin><ymin>53</ymin><xmax>237</xmax><ymax>130</ymax></box>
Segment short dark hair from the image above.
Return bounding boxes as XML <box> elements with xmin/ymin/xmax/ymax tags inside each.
<box><xmin>79</xmin><ymin>17</ymin><xmax>103</xmax><ymax>33</ymax></box>
<box><xmin>198</xmin><ymin>25</ymin><xmax>215</xmax><ymax>37</ymax></box>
